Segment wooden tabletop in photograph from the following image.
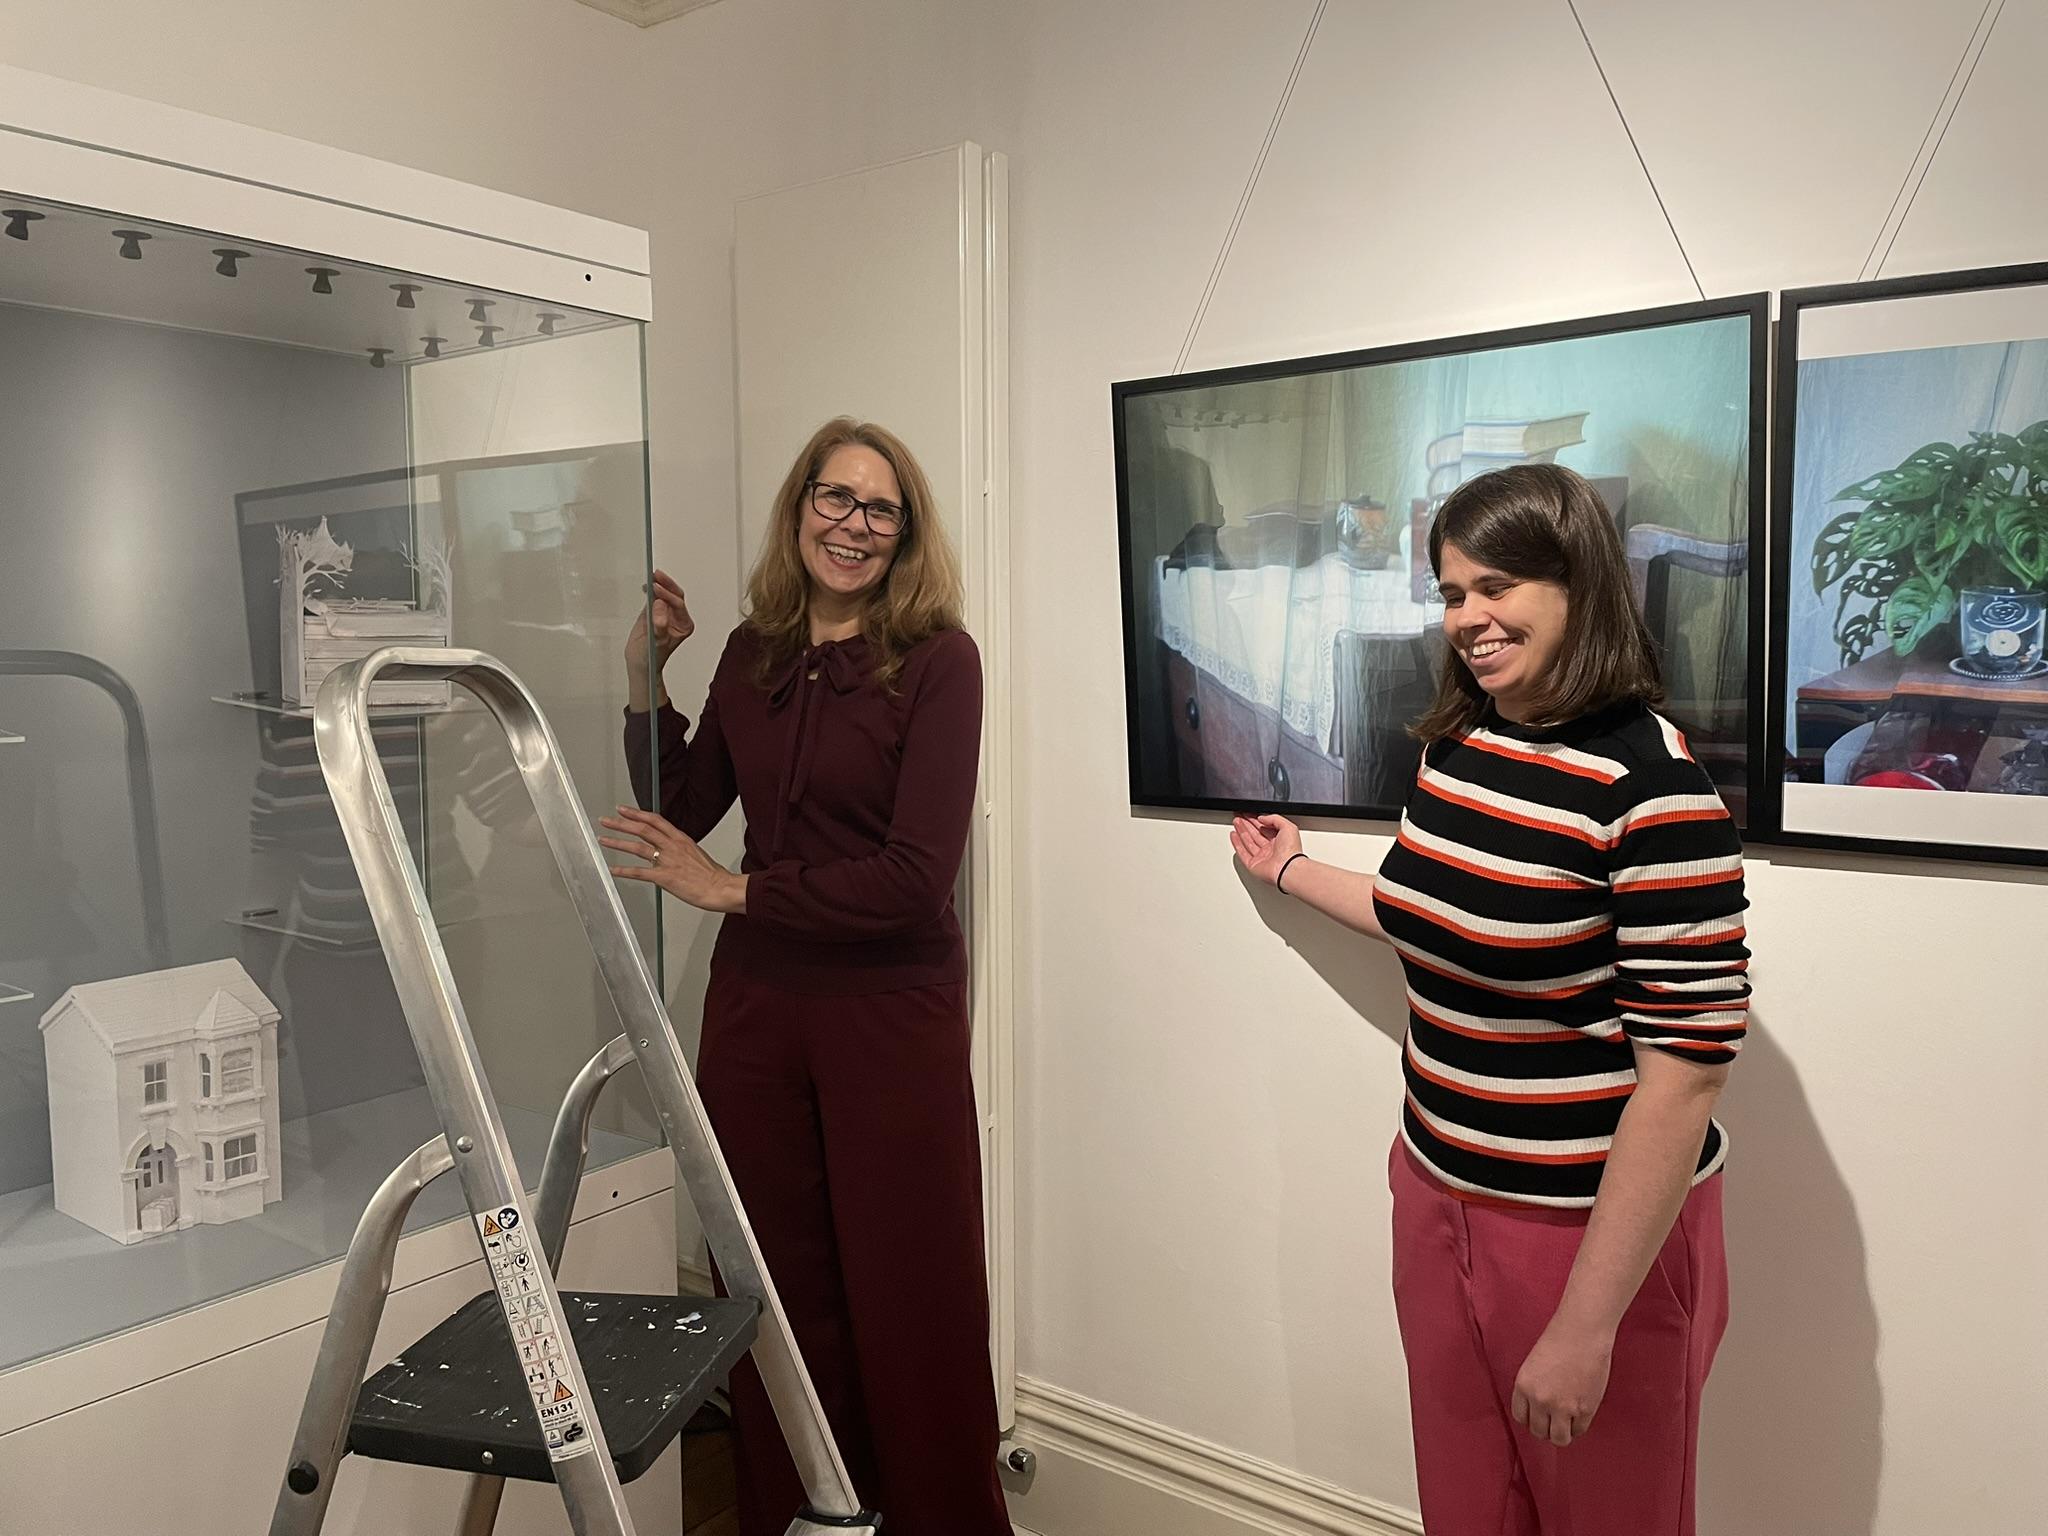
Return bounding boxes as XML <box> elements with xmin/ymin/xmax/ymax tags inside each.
<box><xmin>1797</xmin><ymin>647</ymin><xmax>2048</xmax><ymax>708</ymax></box>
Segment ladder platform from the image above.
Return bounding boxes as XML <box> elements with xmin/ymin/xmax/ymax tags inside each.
<box><xmin>347</xmin><ymin>1291</ymin><xmax>757</xmax><ymax>1484</ymax></box>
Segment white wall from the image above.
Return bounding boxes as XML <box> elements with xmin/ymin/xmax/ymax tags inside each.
<box><xmin>994</xmin><ymin>5</ymin><xmax>2048</xmax><ymax>1536</ymax></box>
<box><xmin>11</xmin><ymin>3</ymin><xmax>2048</xmax><ymax>1534</ymax></box>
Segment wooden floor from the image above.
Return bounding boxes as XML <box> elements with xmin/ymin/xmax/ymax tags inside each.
<box><xmin>681</xmin><ymin>1408</ymin><xmax>739</xmax><ymax>1536</ymax></box>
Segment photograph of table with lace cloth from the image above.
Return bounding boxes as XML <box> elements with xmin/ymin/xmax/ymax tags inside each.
<box><xmin>1115</xmin><ymin>294</ymin><xmax>1767</xmax><ymax>821</ymax></box>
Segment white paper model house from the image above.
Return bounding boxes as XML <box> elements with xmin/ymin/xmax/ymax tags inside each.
<box><xmin>38</xmin><ymin>959</ymin><xmax>284</xmax><ymax>1245</ymax></box>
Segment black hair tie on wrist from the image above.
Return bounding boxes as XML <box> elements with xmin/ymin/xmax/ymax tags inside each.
<box><xmin>1276</xmin><ymin>851</ymin><xmax>1307</xmax><ymax>894</ymax></box>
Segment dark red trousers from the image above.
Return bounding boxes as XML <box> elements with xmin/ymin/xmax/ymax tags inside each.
<box><xmin>697</xmin><ymin>969</ymin><xmax>1010</xmax><ymax>1536</ymax></box>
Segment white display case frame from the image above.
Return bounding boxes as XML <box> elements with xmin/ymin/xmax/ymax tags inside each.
<box><xmin>0</xmin><ymin>65</ymin><xmax>675</xmax><ymax>1535</ymax></box>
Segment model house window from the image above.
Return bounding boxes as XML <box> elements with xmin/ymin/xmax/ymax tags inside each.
<box><xmin>140</xmin><ymin>1160</ymin><xmax>154</xmax><ymax>1191</ymax></box>
<box><xmin>224</xmin><ymin>1134</ymin><xmax>258</xmax><ymax>1181</ymax></box>
<box><xmin>221</xmin><ymin>1047</ymin><xmax>255</xmax><ymax>1096</ymax></box>
<box><xmin>203</xmin><ymin>1142</ymin><xmax>215</xmax><ymax>1182</ymax></box>
<box><xmin>200</xmin><ymin>1053</ymin><xmax>213</xmax><ymax>1099</ymax></box>
<box><xmin>142</xmin><ymin>1060</ymin><xmax>168</xmax><ymax>1105</ymax></box>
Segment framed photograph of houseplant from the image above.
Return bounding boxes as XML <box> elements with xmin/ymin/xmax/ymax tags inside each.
<box><xmin>1114</xmin><ymin>293</ymin><xmax>1769</xmax><ymax>826</ymax></box>
<box><xmin>1764</xmin><ymin>261</ymin><xmax>2048</xmax><ymax>864</ymax></box>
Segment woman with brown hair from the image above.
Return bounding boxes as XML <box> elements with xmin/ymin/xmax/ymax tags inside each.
<box><xmin>1232</xmin><ymin>463</ymin><xmax>1748</xmax><ymax>1536</ymax></box>
<box><xmin>603</xmin><ymin>418</ymin><xmax>1007</xmax><ymax>1536</ymax></box>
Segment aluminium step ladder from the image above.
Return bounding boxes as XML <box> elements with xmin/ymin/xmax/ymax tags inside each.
<box><xmin>268</xmin><ymin>647</ymin><xmax>880</xmax><ymax>1536</ymax></box>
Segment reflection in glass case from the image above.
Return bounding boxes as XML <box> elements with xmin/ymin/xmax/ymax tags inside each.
<box><xmin>0</xmin><ymin>190</ymin><xmax>661</xmax><ymax>1372</ymax></box>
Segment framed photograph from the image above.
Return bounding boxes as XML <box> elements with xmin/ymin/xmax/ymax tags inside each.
<box><xmin>1763</xmin><ymin>262</ymin><xmax>2048</xmax><ymax>865</ymax></box>
<box><xmin>1113</xmin><ymin>293</ymin><xmax>1769</xmax><ymax>825</ymax></box>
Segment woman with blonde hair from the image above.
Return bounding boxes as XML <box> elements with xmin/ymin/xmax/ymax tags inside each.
<box><xmin>604</xmin><ymin>418</ymin><xmax>1006</xmax><ymax>1535</ymax></box>
<box><xmin>1233</xmin><ymin>463</ymin><xmax>1748</xmax><ymax>1536</ymax></box>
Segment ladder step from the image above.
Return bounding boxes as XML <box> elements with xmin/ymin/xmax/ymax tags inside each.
<box><xmin>348</xmin><ymin>1291</ymin><xmax>758</xmax><ymax>1484</ymax></box>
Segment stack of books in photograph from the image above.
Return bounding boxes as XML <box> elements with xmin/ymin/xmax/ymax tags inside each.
<box><xmin>1411</xmin><ymin>412</ymin><xmax>1588</xmax><ymax>599</ymax></box>
<box><xmin>1424</xmin><ymin>412</ymin><xmax>1589</xmax><ymax>501</ymax></box>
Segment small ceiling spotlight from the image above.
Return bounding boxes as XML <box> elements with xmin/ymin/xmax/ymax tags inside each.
<box><xmin>112</xmin><ymin>229</ymin><xmax>152</xmax><ymax>260</ymax></box>
<box><xmin>306</xmin><ymin>267</ymin><xmax>340</xmax><ymax>295</ymax></box>
<box><xmin>477</xmin><ymin>324</ymin><xmax>503</xmax><ymax>348</ymax></box>
<box><xmin>536</xmin><ymin>312</ymin><xmax>565</xmax><ymax>338</ymax></box>
<box><xmin>391</xmin><ymin>282</ymin><xmax>422</xmax><ymax>309</ymax></box>
<box><xmin>420</xmin><ymin>335</ymin><xmax>445</xmax><ymax>361</ymax></box>
<box><xmin>467</xmin><ymin>297</ymin><xmax>495</xmax><ymax>324</ymax></box>
<box><xmin>3</xmin><ymin>209</ymin><xmax>45</xmax><ymax>242</ymax></box>
<box><xmin>213</xmin><ymin>248</ymin><xmax>250</xmax><ymax>277</ymax></box>
<box><xmin>367</xmin><ymin>348</ymin><xmax>393</xmax><ymax>369</ymax></box>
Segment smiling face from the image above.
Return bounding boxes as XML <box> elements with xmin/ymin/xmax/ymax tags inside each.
<box><xmin>798</xmin><ymin>443</ymin><xmax>904</xmax><ymax>608</ymax></box>
<box><xmin>1436</xmin><ymin>540</ymin><xmax>1571</xmax><ymax>722</ymax></box>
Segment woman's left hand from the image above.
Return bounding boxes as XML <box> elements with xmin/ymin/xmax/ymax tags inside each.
<box><xmin>1512</xmin><ymin>1317</ymin><xmax>1613</xmax><ymax>1448</ymax></box>
<box><xmin>598</xmin><ymin>806</ymin><xmax>747</xmax><ymax>914</ymax></box>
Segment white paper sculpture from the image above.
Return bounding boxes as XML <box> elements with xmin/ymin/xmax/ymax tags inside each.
<box><xmin>279</xmin><ymin>517</ymin><xmax>453</xmax><ymax>709</ymax></box>
<box><xmin>39</xmin><ymin>959</ymin><xmax>285</xmax><ymax>1244</ymax></box>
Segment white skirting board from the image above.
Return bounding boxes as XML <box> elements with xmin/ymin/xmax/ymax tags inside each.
<box><xmin>1002</xmin><ymin>1377</ymin><xmax>1422</xmax><ymax>1536</ymax></box>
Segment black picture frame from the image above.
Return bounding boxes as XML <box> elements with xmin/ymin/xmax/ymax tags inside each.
<box><xmin>1112</xmin><ymin>291</ymin><xmax>1772</xmax><ymax>825</ymax></box>
<box><xmin>1760</xmin><ymin>260</ymin><xmax>2048</xmax><ymax>867</ymax></box>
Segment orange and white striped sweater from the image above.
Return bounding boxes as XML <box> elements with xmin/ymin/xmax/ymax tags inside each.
<box><xmin>1373</xmin><ymin>699</ymin><xmax>1750</xmax><ymax>1207</ymax></box>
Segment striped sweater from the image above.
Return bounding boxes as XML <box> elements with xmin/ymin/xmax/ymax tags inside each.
<box><xmin>1372</xmin><ymin>700</ymin><xmax>1749</xmax><ymax>1208</ymax></box>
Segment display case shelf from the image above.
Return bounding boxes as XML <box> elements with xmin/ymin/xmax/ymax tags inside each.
<box><xmin>210</xmin><ymin>690</ymin><xmax>470</xmax><ymax>721</ymax></box>
<box><xmin>224</xmin><ymin>910</ymin><xmax>382</xmax><ymax>952</ymax></box>
<box><xmin>225</xmin><ymin>908</ymin><xmax>488</xmax><ymax>950</ymax></box>
<box><xmin>0</xmin><ymin>983</ymin><xmax>33</xmax><ymax>1008</ymax></box>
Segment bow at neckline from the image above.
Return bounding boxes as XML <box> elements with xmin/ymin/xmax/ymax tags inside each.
<box><xmin>765</xmin><ymin>637</ymin><xmax>869</xmax><ymax>856</ymax></box>
<box><xmin>766</xmin><ymin>638</ymin><xmax>867</xmax><ymax>708</ymax></box>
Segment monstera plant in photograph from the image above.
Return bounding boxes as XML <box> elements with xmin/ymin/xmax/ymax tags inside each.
<box><xmin>1813</xmin><ymin>423</ymin><xmax>2048</xmax><ymax>673</ymax></box>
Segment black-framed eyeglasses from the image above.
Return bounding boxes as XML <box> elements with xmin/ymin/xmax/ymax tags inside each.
<box><xmin>808</xmin><ymin>480</ymin><xmax>908</xmax><ymax>538</ymax></box>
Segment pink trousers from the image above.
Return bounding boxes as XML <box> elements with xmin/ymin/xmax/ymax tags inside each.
<box><xmin>1388</xmin><ymin>1139</ymin><xmax>1728</xmax><ymax>1536</ymax></box>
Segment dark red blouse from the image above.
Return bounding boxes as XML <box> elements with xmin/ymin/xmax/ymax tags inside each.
<box><xmin>624</xmin><ymin>623</ymin><xmax>982</xmax><ymax>994</ymax></box>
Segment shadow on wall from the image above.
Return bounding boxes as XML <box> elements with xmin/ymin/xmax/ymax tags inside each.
<box><xmin>1235</xmin><ymin>848</ymin><xmax>1409</xmax><ymax>1049</ymax></box>
<box><xmin>1700</xmin><ymin>1011</ymin><xmax>1881</xmax><ymax>1536</ymax></box>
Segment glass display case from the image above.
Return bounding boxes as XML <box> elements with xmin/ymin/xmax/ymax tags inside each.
<box><xmin>0</xmin><ymin>186</ymin><xmax>662</xmax><ymax>1374</ymax></box>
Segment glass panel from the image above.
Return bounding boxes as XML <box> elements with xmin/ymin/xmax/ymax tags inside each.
<box><xmin>0</xmin><ymin>189</ymin><xmax>658</xmax><ymax>1370</ymax></box>
<box><xmin>1119</xmin><ymin>306</ymin><xmax>1759</xmax><ymax>821</ymax></box>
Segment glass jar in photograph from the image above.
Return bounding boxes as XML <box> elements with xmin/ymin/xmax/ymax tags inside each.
<box><xmin>1958</xmin><ymin>586</ymin><xmax>2046</xmax><ymax>677</ymax></box>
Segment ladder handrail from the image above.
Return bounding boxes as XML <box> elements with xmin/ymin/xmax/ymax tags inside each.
<box><xmin>312</xmin><ymin>645</ymin><xmax>863</xmax><ymax>1529</ymax></box>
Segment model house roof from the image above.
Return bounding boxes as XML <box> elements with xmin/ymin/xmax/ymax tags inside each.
<box><xmin>39</xmin><ymin>959</ymin><xmax>279</xmax><ymax>1051</ymax></box>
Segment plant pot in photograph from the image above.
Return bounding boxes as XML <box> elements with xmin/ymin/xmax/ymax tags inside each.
<box><xmin>1956</xmin><ymin>585</ymin><xmax>2047</xmax><ymax>678</ymax></box>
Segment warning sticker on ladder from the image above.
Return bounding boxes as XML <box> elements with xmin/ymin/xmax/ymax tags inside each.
<box><xmin>475</xmin><ymin>1209</ymin><xmax>594</xmax><ymax>1461</ymax></box>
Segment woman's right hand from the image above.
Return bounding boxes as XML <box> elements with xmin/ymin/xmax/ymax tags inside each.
<box><xmin>625</xmin><ymin>568</ymin><xmax>694</xmax><ymax>709</ymax></box>
<box><xmin>1231</xmin><ymin>814</ymin><xmax>1303</xmax><ymax>888</ymax></box>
